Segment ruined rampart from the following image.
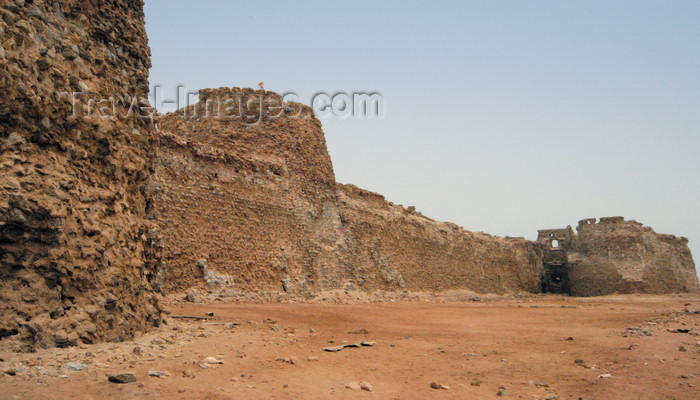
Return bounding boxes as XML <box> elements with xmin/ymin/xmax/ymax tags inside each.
<box><xmin>152</xmin><ymin>89</ymin><xmax>544</xmax><ymax>295</ymax></box>
<box><xmin>0</xmin><ymin>0</ymin><xmax>161</xmax><ymax>351</ymax></box>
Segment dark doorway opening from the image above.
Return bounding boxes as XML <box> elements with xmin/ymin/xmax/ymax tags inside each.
<box><xmin>541</xmin><ymin>264</ymin><xmax>570</xmax><ymax>294</ymax></box>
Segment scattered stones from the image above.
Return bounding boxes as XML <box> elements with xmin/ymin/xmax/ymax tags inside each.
<box><xmin>597</xmin><ymin>374</ymin><xmax>612</xmax><ymax>379</ymax></box>
<box><xmin>182</xmin><ymin>370</ymin><xmax>196</xmax><ymax>378</ymax></box>
<box><xmin>275</xmin><ymin>357</ymin><xmax>296</xmax><ymax>365</ymax></box>
<box><xmin>185</xmin><ymin>289</ymin><xmax>200</xmax><ymax>302</ymax></box>
<box><xmin>65</xmin><ymin>362</ymin><xmax>87</xmax><ymax>372</ymax></box>
<box><xmin>108</xmin><ymin>373</ymin><xmax>137</xmax><ymax>384</ymax></box>
<box><xmin>545</xmin><ymin>396</ymin><xmax>559</xmax><ymax>400</ymax></box>
<box><xmin>346</xmin><ymin>381</ymin><xmax>361</xmax><ymax>390</ymax></box>
<box><xmin>678</xmin><ymin>345</ymin><xmax>687</xmax><ymax>352</ymax></box>
<box><xmin>497</xmin><ymin>388</ymin><xmax>508</xmax><ymax>396</ymax></box>
<box><xmin>5</xmin><ymin>365</ymin><xmax>28</xmax><ymax>376</ymax></box>
<box><xmin>307</xmin><ymin>356</ymin><xmax>319</xmax><ymax>362</ymax></box>
<box><xmin>148</xmin><ymin>370</ymin><xmax>169</xmax><ymax>378</ymax></box>
<box><xmin>574</xmin><ymin>359</ymin><xmax>587</xmax><ymax>368</ymax></box>
<box><xmin>430</xmin><ymin>381</ymin><xmax>450</xmax><ymax>390</ymax></box>
<box><xmin>360</xmin><ymin>382</ymin><xmax>373</xmax><ymax>392</ymax></box>
<box><xmin>36</xmin><ymin>367</ymin><xmax>59</xmax><ymax>377</ymax></box>
<box><xmin>348</xmin><ymin>328</ymin><xmax>369</xmax><ymax>334</ymax></box>
<box><xmin>470</xmin><ymin>378</ymin><xmax>482</xmax><ymax>386</ymax></box>
<box><xmin>323</xmin><ymin>341</ymin><xmax>376</xmax><ymax>352</ymax></box>
<box><xmin>132</xmin><ymin>346</ymin><xmax>142</xmax><ymax>356</ymax></box>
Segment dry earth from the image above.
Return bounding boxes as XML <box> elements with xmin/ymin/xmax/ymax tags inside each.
<box><xmin>1</xmin><ymin>294</ymin><xmax>698</xmax><ymax>400</ymax></box>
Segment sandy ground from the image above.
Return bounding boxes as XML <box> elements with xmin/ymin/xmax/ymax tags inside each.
<box><xmin>1</xmin><ymin>294</ymin><xmax>698</xmax><ymax>399</ymax></box>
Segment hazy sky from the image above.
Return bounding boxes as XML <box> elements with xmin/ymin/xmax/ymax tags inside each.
<box><xmin>144</xmin><ymin>1</ymin><xmax>700</xmax><ymax>275</ymax></box>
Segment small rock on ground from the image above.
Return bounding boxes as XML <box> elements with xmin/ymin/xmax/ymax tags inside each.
<box><xmin>148</xmin><ymin>370</ymin><xmax>169</xmax><ymax>378</ymax></box>
<box><xmin>430</xmin><ymin>381</ymin><xmax>449</xmax><ymax>390</ymax></box>
<box><xmin>65</xmin><ymin>362</ymin><xmax>87</xmax><ymax>372</ymax></box>
<box><xmin>108</xmin><ymin>373</ymin><xmax>137</xmax><ymax>384</ymax></box>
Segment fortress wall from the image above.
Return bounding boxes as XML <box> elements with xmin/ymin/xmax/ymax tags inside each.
<box><xmin>153</xmin><ymin>92</ymin><xmax>543</xmax><ymax>296</ymax></box>
<box><xmin>568</xmin><ymin>218</ymin><xmax>700</xmax><ymax>296</ymax></box>
<box><xmin>336</xmin><ymin>184</ymin><xmax>543</xmax><ymax>293</ymax></box>
<box><xmin>152</xmin><ymin>91</ymin><xmax>346</xmax><ymax>295</ymax></box>
<box><xmin>0</xmin><ymin>0</ymin><xmax>161</xmax><ymax>351</ymax></box>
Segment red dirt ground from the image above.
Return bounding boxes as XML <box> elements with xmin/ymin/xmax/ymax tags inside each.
<box><xmin>1</xmin><ymin>295</ymin><xmax>698</xmax><ymax>399</ymax></box>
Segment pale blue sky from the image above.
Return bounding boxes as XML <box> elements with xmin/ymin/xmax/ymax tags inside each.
<box><xmin>144</xmin><ymin>1</ymin><xmax>700</xmax><ymax>275</ymax></box>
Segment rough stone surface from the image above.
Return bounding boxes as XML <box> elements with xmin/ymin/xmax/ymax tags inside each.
<box><xmin>2</xmin><ymin>0</ymin><xmax>698</xmax><ymax>356</ymax></box>
<box><xmin>539</xmin><ymin>217</ymin><xmax>700</xmax><ymax>296</ymax></box>
<box><xmin>0</xmin><ymin>0</ymin><xmax>161</xmax><ymax>351</ymax></box>
<box><xmin>108</xmin><ymin>372</ymin><xmax>137</xmax><ymax>384</ymax></box>
<box><xmin>152</xmin><ymin>90</ymin><xmax>543</xmax><ymax>295</ymax></box>
<box><xmin>152</xmin><ymin>88</ymin><xmax>698</xmax><ymax>298</ymax></box>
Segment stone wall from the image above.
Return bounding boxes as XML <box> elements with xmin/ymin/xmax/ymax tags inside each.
<box><xmin>152</xmin><ymin>88</ymin><xmax>341</xmax><ymax>294</ymax></box>
<box><xmin>336</xmin><ymin>184</ymin><xmax>543</xmax><ymax>293</ymax></box>
<box><xmin>2</xmin><ymin>1</ymin><xmax>697</xmax><ymax>352</ymax></box>
<box><xmin>152</xmin><ymin>88</ymin><xmax>544</xmax><ymax>296</ymax></box>
<box><xmin>154</xmin><ymin>90</ymin><xmax>700</xmax><ymax>299</ymax></box>
<box><xmin>536</xmin><ymin>227</ymin><xmax>576</xmax><ymax>294</ymax></box>
<box><xmin>0</xmin><ymin>0</ymin><xmax>161</xmax><ymax>351</ymax></box>
<box><xmin>568</xmin><ymin>217</ymin><xmax>700</xmax><ymax>296</ymax></box>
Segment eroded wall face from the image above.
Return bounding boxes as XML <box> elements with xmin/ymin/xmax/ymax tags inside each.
<box><xmin>536</xmin><ymin>227</ymin><xmax>575</xmax><ymax>294</ymax></box>
<box><xmin>568</xmin><ymin>218</ymin><xmax>700</xmax><ymax>296</ymax></box>
<box><xmin>0</xmin><ymin>0</ymin><xmax>161</xmax><ymax>351</ymax></box>
<box><xmin>152</xmin><ymin>89</ymin><xmax>343</xmax><ymax>295</ymax></box>
<box><xmin>153</xmin><ymin>93</ymin><xmax>543</xmax><ymax>296</ymax></box>
<box><xmin>336</xmin><ymin>184</ymin><xmax>543</xmax><ymax>293</ymax></box>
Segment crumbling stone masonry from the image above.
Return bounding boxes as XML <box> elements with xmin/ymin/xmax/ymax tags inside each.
<box><xmin>151</xmin><ymin>88</ymin><xmax>544</xmax><ymax>296</ymax></box>
<box><xmin>537</xmin><ymin>226</ymin><xmax>575</xmax><ymax>294</ymax></box>
<box><xmin>537</xmin><ymin>217</ymin><xmax>700</xmax><ymax>296</ymax></box>
<box><xmin>1</xmin><ymin>1</ymin><xmax>698</xmax><ymax>353</ymax></box>
<box><xmin>0</xmin><ymin>0</ymin><xmax>161</xmax><ymax>351</ymax></box>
